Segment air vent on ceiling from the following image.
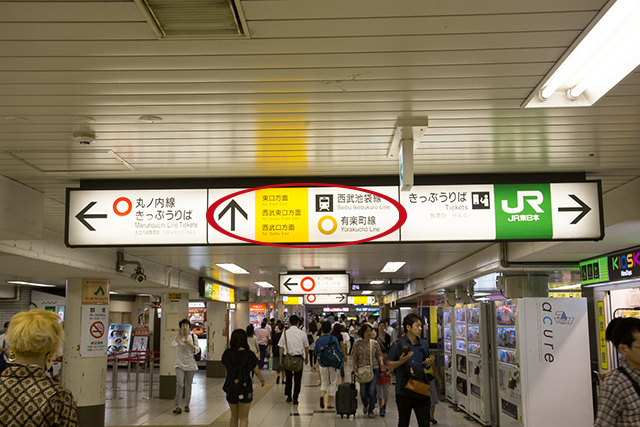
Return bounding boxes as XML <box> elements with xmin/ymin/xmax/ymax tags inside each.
<box><xmin>135</xmin><ymin>0</ymin><xmax>249</xmax><ymax>39</ymax></box>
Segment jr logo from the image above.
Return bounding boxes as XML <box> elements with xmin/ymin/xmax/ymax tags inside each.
<box><xmin>501</xmin><ymin>191</ymin><xmax>545</xmax><ymax>214</ymax></box>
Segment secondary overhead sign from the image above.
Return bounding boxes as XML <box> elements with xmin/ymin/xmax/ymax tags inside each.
<box><xmin>302</xmin><ymin>294</ymin><xmax>348</xmax><ymax>305</ymax></box>
<box><xmin>66</xmin><ymin>181</ymin><xmax>603</xmax><ymax>247</ymax></box>
<box><xmin>278</xmin><ymin>274</ymin><xmax>350</xmax><ymax>296</ymax></box>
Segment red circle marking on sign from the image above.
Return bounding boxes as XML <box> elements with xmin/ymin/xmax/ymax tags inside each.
<box><xmin>300</xmin><ymin>277</ymin><xmax>315</xmax><ymax>293</ymax></box>
<box><xmin>306</xmin><ymin>294</ymin><xmax>316</xmax><ymax>303</ymax></box>
<box><xmin>113</xmin><ymin>197</ymin><xmax>132</xmax><ymax>216</ymax></box>
<box><xmin>90</xmin><ymin>321</ymin><xmax>105</xmax><ymax>339</ymax></box>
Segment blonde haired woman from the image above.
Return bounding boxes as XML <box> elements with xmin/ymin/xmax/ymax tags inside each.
<box><xmin>0</xmin><ymin>309</ymin><xmax>78</xmax><ymax>426</ymax></box>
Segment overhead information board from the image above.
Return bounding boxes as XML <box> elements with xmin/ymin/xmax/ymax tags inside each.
<box><xmin>278</xmin><ymin>273</ymin><xmax>350</xmax><ymax>296</ymax></box>
<box><xmin>66</xmin><ymin>180</ymin><xmax>603</xmax><ymax>247</ymax></box>
<box><xmin>302</xmin><ymin>294</ymin><xmax>348</xmax><ymax>305</ymax></box>
<box><xmin>201</xmin><ymin>279</ymin><xmax>235</xmax><ymax>303</ymax></box>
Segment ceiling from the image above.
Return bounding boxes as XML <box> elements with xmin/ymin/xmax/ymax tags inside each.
<box><xmin>1</xmin><ymin>0</ymin><xmax>639</xmax><ymax>297</ymax></box>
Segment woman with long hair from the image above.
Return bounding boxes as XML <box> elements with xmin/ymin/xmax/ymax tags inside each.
<box><xmin>351</xmin><ymin>323</ymin><xmax>383</xmax><ymax>418</ymax></box>
<box><xmin>0</xmin><ymin>309</ymin><xmax>78</xmax><ymax>426</ymax></box>
<box><xmin>222</xmin><ymin>329</ymin><xmax>265</xmax><ymax>427</ymax></box>
<box><xmin>271</xmin><ymin>322</ymin><xmax>285</xmax><ymax>384</ymax></box>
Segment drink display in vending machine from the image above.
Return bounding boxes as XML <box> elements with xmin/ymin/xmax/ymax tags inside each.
<box><xmin>494</xmin><ymin>298</ymin><xmax>593</xmax><ymax>427</ymax></box>
<box><xmin>454</xmin><ymin>306</ymin><xmax>469</xmax><ymax>412</ymax></box>
<box><xmin>465</xmin><ymin>303</ymin><xmax>494</xmax><ymax>425</ymax></box>
<box><xmin>443</xmin><ymin>307</ymin><xmax>457</xmax><ymax>404</ymax></box>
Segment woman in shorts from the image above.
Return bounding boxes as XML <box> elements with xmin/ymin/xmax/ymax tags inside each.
<box><xmin>222</xmin><ymin>329</ymin><xmax>265</xmax><ymax>427</ymax></box>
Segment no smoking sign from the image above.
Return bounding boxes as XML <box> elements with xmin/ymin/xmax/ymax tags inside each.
<box><xmin>90</xmin><ymin>321</ymin><xmax>105</xmax><ymax>339</ymax></box>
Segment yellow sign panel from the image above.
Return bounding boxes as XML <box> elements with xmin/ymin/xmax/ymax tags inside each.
<box><xmin>283</xmin><ymin>296</ymin><xmax>302</xmax><ymax>305</ymax></box>
<box><xmin>168</xmin><ymin>293</ymin><xmax>182</xmax><ymax>301</ymax></box>
<box><xmin>256</xmin><ymin>188</ymin><xmax>308</xmax><ymax>243</ymax></box>
<box><xmin>597</xmin><ymin>301</ymin><xmax>608</xmax><ymax>370</ymax></box>
<box><xmin>548</xmin><ymin>291</ymin><xmax>582</xmax><ymax>298</ymax></box>
<box><xmin>82</xmin><ymin>279</ymin><xmax>109</xmax><ymax>305</ymax></box>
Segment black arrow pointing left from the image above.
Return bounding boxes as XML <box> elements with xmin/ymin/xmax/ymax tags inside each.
<box><xmin>558</xmin><ymin>194</ymin><xmax>591</xmax><ymax>224</ymax></box>
<box><xmin>76</xmin><ymin>201</ymin><xmax>107</xmax><ymax>231</ymax></box>
<box><xmin>283</xmin><ymin>278</ymin><xmax>298</xmax><ymax>292</ymax></box>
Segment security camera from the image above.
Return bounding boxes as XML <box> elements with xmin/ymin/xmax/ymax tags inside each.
<box><xmin>131</xmin><ymin>267</ymin><xmax>146</xmax><ymax>283</ymax></box>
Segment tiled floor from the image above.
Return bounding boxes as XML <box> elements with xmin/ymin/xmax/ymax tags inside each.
<box><xmin>105</xmin><ymin>365</ymin><xmax>483</xmax><ymax>427</ymax></box>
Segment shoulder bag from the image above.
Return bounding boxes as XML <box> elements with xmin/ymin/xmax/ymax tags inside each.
<box><xmin>192</xmin><ymin>334</ymin><xmax>202</xmax><ymax>361</ymax></box>
<box><xmin>355</xmin><ymin>340</ymin><xmax>374</xmax><ymax>383</ymax></box>
<box><xmin>283</xmin><ymin>330</ymin><xmax>304</xmax><ymax>372</ymax></box>
<box><xmin>400</xmin><ymin>345</ymin><xmax>430</xmax><ymax>400</ymax></box>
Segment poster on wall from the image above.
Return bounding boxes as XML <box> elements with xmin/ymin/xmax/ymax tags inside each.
<box><xmin>80</xmin><ymin>305</ymin><xmax>109</xmax><ymax>358</ymax></box>
<box><xmin>108</xmin><ymin>324</ymin><xmax>132</xmax><ymax>360</ymax></box>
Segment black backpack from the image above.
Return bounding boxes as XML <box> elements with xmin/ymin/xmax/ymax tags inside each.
<box><xmin>223</xmin><ymin>351</ymin><xmax>251</xmax><ymax>398</ymax></box>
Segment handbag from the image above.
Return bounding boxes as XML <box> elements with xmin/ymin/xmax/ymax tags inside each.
<box><xmin>401</xmin><ymin>364</ymin><xmax>430</xmax><ymax>400</ymax></box>
<box><xmin>283</xmin><ymin>330</ymin><xmax>304</xmax><ymax>372</ymax></box>
<box><xmin>355</xmin><ymin>340</ymin><xmax>374</xmax><ymax>383</ymax></box>
<box><xmin>192</xmin><ymin>334</ymin><xmax>202</xmax><ymax>361</ymax></box>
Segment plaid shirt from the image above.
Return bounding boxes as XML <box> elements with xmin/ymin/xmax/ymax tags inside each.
<box><xmin>595</xmin><ymin>360</ymin><xmax>640</xmax><ymax>427</ymax></box>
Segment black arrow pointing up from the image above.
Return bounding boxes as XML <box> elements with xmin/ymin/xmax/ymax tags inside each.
<box><xmin>218</xmin><ymin>200</ymin><xmax>248</xmax><ymax>231</ymax></box>
<box><xmin>76</xmin><ymin>201</ymin><xmax>107</xmax><ymax>231</ymax></box>
<box><xmin>283</xmin><ymin>278</ymin><xmax>298</xmax><ymax>292</ymax></box>
<box><xmin>558</xmin><ymin>194</ymin><xmax>591</xmax><ymax>224</ymax></box>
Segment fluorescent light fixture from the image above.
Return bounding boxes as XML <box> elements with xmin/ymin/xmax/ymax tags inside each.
<box><xmin>109</xmin><ymin>291</ymin><xmax>118</xmax><ymax>294</ymax></box>
<box><xmin>370</xmin><ymin>280</ymin><xmax>385</xmax><ymax>285</ymax></box>
<box><xmin>381</xmin><ymin>262</ymin><xmax>406</xmax><ymax>273</ymax></box>
<box><xmin>549</xmin><ymin>283</ymin><xmax>582</xmax><ymax>291</ymax></box>
<box><xmin>216</xmin><ymin>263</ymin><xmax>250</xmax><ymax>274</ymax></box>
<box><xmin>473</xmin><ymin>292</ymin><xmax>491</xmax><ymax>297</ymax></box>
<box><xmin>7</xmin><ymin>280</ymin><xmax>56</xmax><ymax>288</ymax></box>
<box><xmin>527</xmin><ymin>0</ymin><xmax>640</xmax><ymax>107</ymax></box>
<box><xmin>361</xmin><ymin>291</ymin><xmax>373</xmax><ymax>295</ymax></box>
<box><xmin>476</xmin><ymin>297</ymin><xmax>490</xmax><ymax>302</ymax></box>
<box><xmin>255</xmin><ymin>281</ymin><xmax>274</xmax><ymax>288</ymax></box>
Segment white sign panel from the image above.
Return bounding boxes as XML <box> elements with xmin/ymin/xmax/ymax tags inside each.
<box><xmin>401</xmin><ymin>185</ymin><xmax>495</xmax><ymax>240</ymax></box>
<box><xmin>80</xmin><ymin>305</ymin><xmax>109</xmax><ymax>358</ymax></box>
<box><xmin>303</xmin><ymin>294</ymin><xmax>348</xmax><ymax>305</ymax></box>
<box><xmin>67</xmin><ymin>189</ymin><xmax>208</xmax><ymax>246</ymax></box>
<box><xmin>550</xmin><ymin>182</ymin><xmax>601</xmax><ymax>239</ymax></box>
<box><xmin>207</xmin><ymin>188</ymin><xmax>254</xmax><ymax>244</ymax></box>
<box><xmin>307</xmin><ymin>186</ymin><xmax>400</xmax><ymax>243</ymax></box>
<box><xmin>279</xmin><ymin>274</ymin><xmax>350</xmax><ymax>295</ymax></box>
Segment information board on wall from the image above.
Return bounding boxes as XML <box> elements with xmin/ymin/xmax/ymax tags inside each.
<box><xmin>67</xmin><ymin>181</ymin><xmax>603</xmax><ymax>247</ymax></box>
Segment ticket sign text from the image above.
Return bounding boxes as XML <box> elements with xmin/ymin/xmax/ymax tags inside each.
<box><xmin>279</xmin><ymin>274</ymin><xmax>350</xmax><ymax>296</ymax></box>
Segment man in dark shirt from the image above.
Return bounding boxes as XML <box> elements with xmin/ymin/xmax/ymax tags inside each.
<box><xmin>388</xmin><ymin>313</ymin><xmax>433</xmax><ymax>427</ymax></box>
<box><xmin>595</xmin><ymin>317</ymin><xmax>640</xmax><ymax>426</ymax></box>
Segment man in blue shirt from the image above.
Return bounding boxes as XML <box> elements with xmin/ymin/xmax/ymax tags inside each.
<box><xmin>388</xmin><ymin>313</ymin><xmax>433</xmax><ymax>427</ymax></box>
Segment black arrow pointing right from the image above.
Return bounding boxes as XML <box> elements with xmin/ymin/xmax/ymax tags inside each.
<box><xmin>218</xmin><ymin>199</ymin><xmax>248</xmax><ymax>231</ymax></box>
<box><xmin>337</xmin><ymin>294</ymin><xmax>345</xmax><ymax>302</ymax></box>
<box><xmin>76</xmin><ymin>201</ymin><xmax>107</xmax><ymax>231</ymax></box>
<box><xmin>558</xmin><ymin>194</ymin><xmax>591</xmax><ymax>224</ymax></box>
<box><xmin>283</xmin><ymin>278</ymin><xmax>298</xmax><ymax>292</ymax></box>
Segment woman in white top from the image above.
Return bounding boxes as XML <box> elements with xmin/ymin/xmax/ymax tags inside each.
<box><xmin>246</xmin><ymin>324</ymin><xmax>260</xmax><ymax>376</ymax></box>
<box><xmin>171</xmin><ymin>319</ymin><xmax>199</xmax><ymax>414</ymax></box>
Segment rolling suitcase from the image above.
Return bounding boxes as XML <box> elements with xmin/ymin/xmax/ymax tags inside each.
<box><xmin>335</xmin><ymin>374</ymin><xmax>358</xmax><ymax>418</ymax></box>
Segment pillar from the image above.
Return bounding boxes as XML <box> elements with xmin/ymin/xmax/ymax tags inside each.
<box><xmin>234</xmin><ymin>302</ymin><xmax>250</xmax><ymax>332</ymax></box>
<box><xmin>158</xmin><ymin>292</ymin><xmax>188</xmax><ymax>399</ymax></box>
<box><xmin>206</xmin><ymin>300</ymin><xmax>226</xmax><ymax>377</ymax></box>
<box><xmin>277</xmin><ymin>299</ymin><xmax>285</xmax><ymax>321</ymax></box>
<box><xmin>62</xmin><ymin>278</ymin><xmax>108</xmax><ymax>427</ymax></box>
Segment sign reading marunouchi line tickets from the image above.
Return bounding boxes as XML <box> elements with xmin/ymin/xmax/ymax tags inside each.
<box><xmin>66</xmin><ymin>181</ymin><xmax>604</xmax><ymax>248</ymax></box>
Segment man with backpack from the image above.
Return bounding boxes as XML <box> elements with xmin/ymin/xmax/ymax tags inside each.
<box><xmin>316</xmin><ymin>321</ymin><xmax>343</xmax><ymax>409</ymax></box>
<box><xmin>595</xmin><ymin>317</ymin><xmax>640</xmax><ymax>426</ymax></box>
<box><xmin>278</xmin><ymin>315</ymin><xmax>309</xmax><ymax>405</ymax></box>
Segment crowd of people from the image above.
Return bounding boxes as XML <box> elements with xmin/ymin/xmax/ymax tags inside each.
<box><xmin>0</xmin><ymin>309</ymin><xmax>440</xmax><ymax>427</ymax></box>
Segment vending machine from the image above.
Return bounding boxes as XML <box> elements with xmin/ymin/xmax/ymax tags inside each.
<box><xmin>495</xmin><ymin>298</ymin><xmax>593</xmax><ymax>426</ymax></box>
<box><xmin>465</xmin><ymin>303</ymin><xmax>494</xmax><ymax>425</ymax></box>
<box><xmin>454</xmin><ymin>306</ymin><xmax>469</xmax><ymax>412</ymax></box>
<box><xmin>443</xmin><ymin>307</ymin><xmax>457</xmax><ymax>403</ymax></box>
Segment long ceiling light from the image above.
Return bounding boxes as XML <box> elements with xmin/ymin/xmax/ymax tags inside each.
<box><xmin>526</xmin><ymin>0</ymin><xmax>640</xmax><ymax>107</ymax></box>
<box><xmin>216</xmin><ymin>263</ymin><xmax>250</xmax><ymax>274</ymax></box>
<box><xmin>7</xmin><ymin>280</ymin><xmax>56</xmax><ymax>288</ymax></box>
<box><xmin>380</xmin><ymin>262</ymin><xmax>406</xmax><ymax>273</ymax></box>
<box><xmin>255</xmin><ymin>281</ymin><xmax>274</xmax><ymax>288</ymax></box>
